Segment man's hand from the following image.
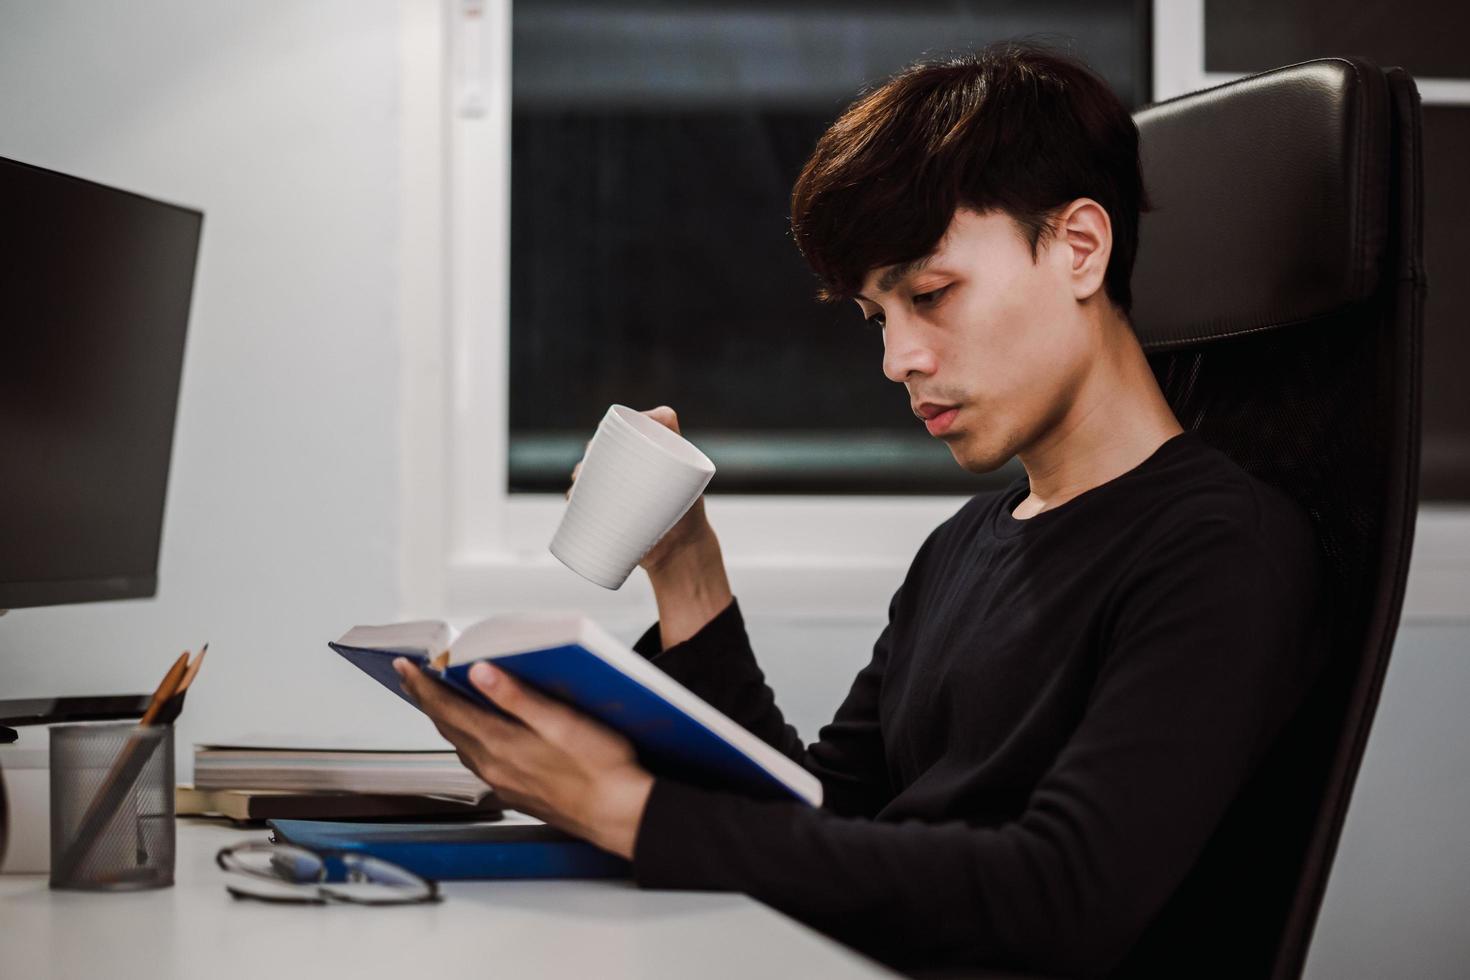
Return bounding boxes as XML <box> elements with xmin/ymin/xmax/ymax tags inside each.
<box><xmin>566</xmin><ymin>405</ymin><xmax>733</xmax><ymax>650</ymax></box>
<box><xmin>394</xmin><ymin>658</ymin><xmax>654</xmax><ymax>860</ymax></box>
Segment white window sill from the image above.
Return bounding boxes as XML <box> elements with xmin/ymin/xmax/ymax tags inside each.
<box><xmin>442</xmin><ymin>499</ymin><xmax>1470</xmax><ymax>627</ymax></box>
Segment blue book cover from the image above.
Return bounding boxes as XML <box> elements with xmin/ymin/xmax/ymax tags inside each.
<box><xmin>268</xmin><ymin>818</ymin><xmax>629</xmax><ymax>880</ymax></box>
<box><xmin>329</xmin><ymin>615</ymin><xmax>822</xmax><ymax>807</ymax></box>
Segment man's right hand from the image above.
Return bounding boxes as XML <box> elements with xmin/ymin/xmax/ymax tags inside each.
<box><xmin>566</xmin><ymin>405</ymin><xmax>732</xmax><ymax>650</ymax></box>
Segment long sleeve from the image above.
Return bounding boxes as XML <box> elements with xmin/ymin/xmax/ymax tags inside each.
<box><xmin>631</xmin><ymin>594</ymin><xmax>898</xmax><ymax>819</ymax></box>
<box><xmin>630</xmin><ymin>520</ymin><xmax>954</xmax><ymax>819</ymax></box>
<box><xmin>631</xmin><ymin>513</ymin><xmax>1329</xmax><ymax>976</ymax></box>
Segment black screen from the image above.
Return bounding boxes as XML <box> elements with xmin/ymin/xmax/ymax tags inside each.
<box><xmin>0</xmin><ymin>157</ymin><xmax>201</xmax><ymax>608</ymax></box>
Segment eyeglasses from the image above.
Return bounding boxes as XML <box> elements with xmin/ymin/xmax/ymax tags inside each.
<box><xmin>216</xmin><ymin>839</ymin><xmax>440</xmax><ymax>906</ymax></box>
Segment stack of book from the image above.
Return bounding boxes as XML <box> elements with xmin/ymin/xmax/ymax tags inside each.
<box><xmin>179</xmin><ymin>739</ymin><xmax>501</xmax><ymax>824</ymax></box>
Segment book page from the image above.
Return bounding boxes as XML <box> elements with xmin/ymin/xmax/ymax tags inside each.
<box><xmin>337</xmin><ymin>619</ymin><xmax>454</xmax><ymax>656</ymax></box>
<box><xmin>450</xmin><ymin>613</ymin><xmax>590</xmax><ymax>662</ymax></box>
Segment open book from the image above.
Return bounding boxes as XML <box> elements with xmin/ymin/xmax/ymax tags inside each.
<box><xmin>329</xmin><ymin>615</ymin><xmax>822</xmax><ymax>807</ymax></box>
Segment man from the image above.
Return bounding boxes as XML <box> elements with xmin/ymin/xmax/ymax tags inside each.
<box><xmin>397</xmin><ymin>43</ymin><xmax>1327</xmax><ymax>977</ymax></box>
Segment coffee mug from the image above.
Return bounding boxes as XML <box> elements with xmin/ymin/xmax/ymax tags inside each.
<box><xmin>549</xmin><ymin>405</ymin><xmax>716</xmax><ymax>589</ymax></box>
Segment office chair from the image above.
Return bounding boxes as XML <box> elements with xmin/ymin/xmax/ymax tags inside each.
<box><xmin>1111</xmin><ymin>57</ymin><xmax>1424</xmax><ymax>977</ymax></box>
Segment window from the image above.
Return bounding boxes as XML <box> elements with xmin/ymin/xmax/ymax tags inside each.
<box><xmin>507</xmin><ymin>0</ymin><xmax>1153</xmax><ymax>495</ymax></box>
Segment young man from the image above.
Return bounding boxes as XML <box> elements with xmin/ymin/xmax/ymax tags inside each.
<box><xmin>397</xmin><ymin>43</ymin><xmax>1327</xmax><ymax>977</ymax></box>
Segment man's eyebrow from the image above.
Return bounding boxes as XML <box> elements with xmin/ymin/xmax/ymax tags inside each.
<box><xmin>874</xmin><ymin>254</ymin><xmax>935</xmax><ymax>295</ymax></box>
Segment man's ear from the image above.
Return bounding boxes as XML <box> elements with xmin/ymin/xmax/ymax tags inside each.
<box><xmin>1057</xmin><ymin>198</ymin><xmax>1112</xmax><ymax>303</ymax></box>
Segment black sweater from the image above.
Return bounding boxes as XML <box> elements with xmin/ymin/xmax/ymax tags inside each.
<box><xmin>628</xmin><ymin>431</ymin><xmax>1328</xmax><ymax>977</ymax></box>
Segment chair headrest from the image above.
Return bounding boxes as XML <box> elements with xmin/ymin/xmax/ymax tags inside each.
<box><xmin>1129</xmin><ymin>58</ymin><xmax>1391</xmax><ymax>351</ymax></box>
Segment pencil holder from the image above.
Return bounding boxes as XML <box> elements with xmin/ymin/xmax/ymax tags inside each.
<box><xmin>49</xmin><ymin>722</ymin><xmax>174</xmax><ymax>891</ymax></box>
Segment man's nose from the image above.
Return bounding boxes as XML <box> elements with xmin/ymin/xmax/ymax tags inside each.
<box><xmin>881</xmin><ymin>317</ymin><xmax>938</xmax><ymax>383</ymax></box>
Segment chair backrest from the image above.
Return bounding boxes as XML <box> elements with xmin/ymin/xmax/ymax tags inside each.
<box><xmin>1123</xmin><ymin>58</ymin><xmax>1424</xmax><ymax>978</ymax></box>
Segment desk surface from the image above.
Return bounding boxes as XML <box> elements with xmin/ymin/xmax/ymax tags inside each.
<box><xmin>0</xmin><ymin>819</ymin><xmax>893</xmax><ymax>979</ymax></box>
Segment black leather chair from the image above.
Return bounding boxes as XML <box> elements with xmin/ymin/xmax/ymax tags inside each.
<box><xmin>1115</xmin><ymin>57</ymin><xmax>1425</xmax><ymax>978</ymax></box>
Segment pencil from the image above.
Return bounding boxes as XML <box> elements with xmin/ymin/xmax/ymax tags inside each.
<box><xmin>154</xmin><ymin>644</ymin><xmax>208</xmax><ymax>727</ymax></box>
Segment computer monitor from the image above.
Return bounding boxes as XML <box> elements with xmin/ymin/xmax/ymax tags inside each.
<box><xmin>0</xmin><ymin>156</ymin><xmax>202</xmax><ymax>609</ymax></box>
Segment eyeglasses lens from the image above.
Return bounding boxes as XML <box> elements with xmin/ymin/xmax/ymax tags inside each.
<box><xmin>224</xmin><ymin>844</ymin><xmax>325</xmax><ymax>884</ymax></box>
<box><xmin>318</xmin><ymin>854</ymin><xmax>436</xmax><ymax>905</ymax></box>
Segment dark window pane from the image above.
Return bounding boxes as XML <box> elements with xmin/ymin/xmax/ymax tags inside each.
<box><xmin>509</xmin><ymin>1</ymin><xmax>1150</xmax><ymax>494</ymax></box>
<box><xmin>1421</xmin><ymin>105</ymin><xmax>1470</xmax><ymax>500</ymax></box>
<box><xmin>1204</xmin><ymin>0</ymin><xmax>1470</xmax><ymax>79</ymax></box>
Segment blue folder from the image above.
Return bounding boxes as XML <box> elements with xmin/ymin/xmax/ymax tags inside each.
<box><xmin>268</xmin><ymin>819</ymin><xmax>630</xmax><ymax>880</ymax></box>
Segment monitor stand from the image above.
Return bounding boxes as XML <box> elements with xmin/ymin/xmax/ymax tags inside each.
<box><xmin>0</xmin><ymin>695</ymin><xmax>150</xmax><ymax>731</ymax></box>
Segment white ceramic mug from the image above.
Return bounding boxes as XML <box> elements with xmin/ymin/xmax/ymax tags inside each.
<box><xmin>549</xmin><ymin>405</ymin><xmax>716</xmax><ymax>590</ymax></box>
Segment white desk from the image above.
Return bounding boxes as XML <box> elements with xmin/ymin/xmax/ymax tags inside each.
<box><xmin>0</xmin><ymin>818</ymin><xmax>894</xmax><ymax>979</ymax></box>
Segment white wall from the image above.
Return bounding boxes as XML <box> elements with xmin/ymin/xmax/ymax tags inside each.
<box><xmin>0</xmin><ymin>0</ymin><xmax>447</xmax><ymax>757</ymax></box>
<box><xmin>1305</xmin><ymin>621</ymin><xmax>1470</xmax><ymax>980</ymax></box>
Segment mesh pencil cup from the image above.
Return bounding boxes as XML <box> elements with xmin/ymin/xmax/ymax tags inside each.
<box><xmin>49</xmin><ymin>721</ymin><xmax>175</xmax><ymax>891</ymax></box>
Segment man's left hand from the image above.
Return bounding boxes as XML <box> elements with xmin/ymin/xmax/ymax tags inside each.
<box><xmin>394</xmin><ymin>658</ymin><xmax>654</xmax><ymax>860</ymax></box>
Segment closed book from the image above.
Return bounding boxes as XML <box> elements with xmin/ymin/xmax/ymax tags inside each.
<box><xmin>193</xmin><ymin>742</ymin><xmax>492</xmax><ymax>803</ymax></box>
<box><xmin>330</xmin><ymin>614</ymin><xmax>822</xmax><ymax>807</ymax></box>
<box><xmin>176</xmin><ymin>786</ymin><xmax>504</xmax><ymax>823</ymax></box>
<box><xmin>267</xmin><ymin>817</ymin><xmax>630</xmax><ymax>880</ymax></box>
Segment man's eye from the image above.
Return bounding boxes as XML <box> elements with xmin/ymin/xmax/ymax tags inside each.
<box><xmin>864</xmin><ymin>313</ymin><xmax>886</xmax><ymax>330</ymax></box>
<box><xmin>914</xmin><ymin>285</ymin><xmax>948</xmax><ymax>306</ymax></box>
